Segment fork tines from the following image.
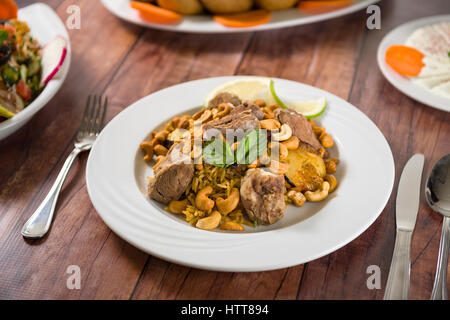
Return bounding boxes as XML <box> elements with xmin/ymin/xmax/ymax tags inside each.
<box><xmin>79</xmin><ymin>95</ymin><xmax>108</xmax><ymax>136</ymax></box>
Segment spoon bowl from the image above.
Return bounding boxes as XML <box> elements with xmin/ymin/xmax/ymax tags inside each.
<box><xmin>425</xmin><ymin>153</ymin><xmax>450</xmax><ymax>300</ymax></box>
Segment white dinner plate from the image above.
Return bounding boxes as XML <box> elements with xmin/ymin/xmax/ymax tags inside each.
<box><xmin>101</xmin><ymin>0</ymin><xmax>379</xmax><ymax>33</ymax></box>
<box><xmin>0</xmin><ymin>3</ymin><xmax>71</xmax><ymax>140</ymax></box>
<box><xmin>377</xmin><ymin>15</ymin><xmax>450</xmax><ymax>113</ymax></box>
<box><xmin>86</xmin><ymin>76</ymin><xmax>395</xmax><ymax>272</ymax></box>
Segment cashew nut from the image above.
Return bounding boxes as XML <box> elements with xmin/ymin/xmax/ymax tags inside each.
<box><xmin>168</xmin><ymin>128</ymin><xmax>190</xmax><ymax>142</ymax></box>
<box><xmin>195</xmin><ymin>186</ymin><xmax>215</xmax><ymax>211</ymax></box>
<box><xmin>216</xmin><ymin>188</ymin><xmax>240</xmax><ymax>215</ymax></box>
<box><xmin>198</xmin><ymin>109</ymin><xmax>212</xmax><ymax>123</ymax></box>
<box><xmin>269</xmin><ymin>142</ymin><xmax>288</xmax><ymax>162</ymax></box>
<box><xmin>260</xmin><ymin>119</ymin><xmax>281</xmax><ymax>131</ymax></box>
<box><xmin>154</xmin><ymin>144</ymin><xmax>169</xmax><ymax>156</ymax></box>
<box><xmin>268</xmin><ymin>160</ymin><xmax>289</xmax><ymax>175</ymax></box>
<box><xmin>271</xmin><ymin>124</ymin><xmax>292</xmax><ymax>142</ymax></box>
<box><xmin>263</xmin><ymin>111</ymin><xmax>275</xmax><ymax>119</ymax></box>
<box><xmin>253</xmin><ymin>99</ymin><xmax>266</xmax><ymax>108</ymax></box>
<box><xmin>140</xmin><ymin>141</ymin><xmax>154</xmax><ymax>162</ymax></box>
<box><xmin>213</xmin><ymin>103</ymin><xmax>231</xmax><ymax>119</ymax></box>
<box><xmin>324</xmin><ymin>158</ymin><xmax>337</xmax><ymax>174</ymax></box>
<box><xmin>282</xmin><ymin>136</ymin><xmax>299</xmax><ymax>150</ymax></box>
<box><xmin>168</xmin><ymin>199</ymin><xmax>189</xmax><ymax>214</ymax></box>
<box><xmin>320</xmin><ymin>132</ymin><xmax>334</xmax><ymax>149</ymax></box>
<box><xmin>177</xmin><ymin>115</ymin><xmax>191</xmax><ymax>129</ymax></box>
<box><xmin>304</xmin><ymin>181</ymin><xmax>330</xmax><ymax>202</ymax></box>
<box><xmin>220</xmin><ymin>221</ymin><xmax>244</xmax><ymax>231</ymax></box>
<box><xmin>192</xmin><ymin>109</ymin><xmax>206</xmax><ymax>120</ymax></box>
<box><xmin>196</xmin><ymin>211</ymin><xmax>222</xmax><ymax>230</ymax></box>
<box><xmin>287</xmin><ymin>190</ymin><xmax>306</xmax><ymax>207</ymax></box>
<box><xmin>153</xmin><ymin>130</ymin><xmax>169</xmax><ymax>143</ymax></box>
<box><xmin>324</xmin><ymin>174</ymin><xmax>338</xmax><ymax>192</ymax></box>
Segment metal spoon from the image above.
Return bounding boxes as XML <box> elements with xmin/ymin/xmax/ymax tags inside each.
<box><xmin>425</xmin><ymin>154</ymin><xmax>450</xmax><ymax>300</ymax></box>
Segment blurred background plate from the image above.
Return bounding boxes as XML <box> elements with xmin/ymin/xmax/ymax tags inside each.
<box><xmin>377</xmin><ymin>15</ymin><xmax>450</xmax><ymax>113</ymax></box>
<box><xmin>101</xmin><ymin>0</ymin><xmax>379</xmax><ymax>33</ymax></box>
<box><xmin>0</xmin><ymin>3</ymin><xmax>71</xmax><ymax>140</ymax></box>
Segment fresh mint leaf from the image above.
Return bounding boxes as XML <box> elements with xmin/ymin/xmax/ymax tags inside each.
<box><xmin>202</xmin><ymin>138</ymin><xmax>234</xmax><ymax>168</ymax></box>
<box><xmin>236</xmin><ymin>130</ymin><xmax>267</xmax><ymax>165</ymax></box>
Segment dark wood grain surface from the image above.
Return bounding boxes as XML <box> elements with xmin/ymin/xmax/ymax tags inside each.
<box><xmin>1</xmin><ymin>0</ymin><xmax>449</xmax><ymax>300</ymax></box>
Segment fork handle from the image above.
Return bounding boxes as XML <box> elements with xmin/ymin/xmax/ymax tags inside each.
<box><xmin>431</xmin><ymin>216</ymin><xmax>450</xmax><ymax>300</ymax></box>
<box><xmin>21</xmin><ymin>147</ymin><xmax>83</xmax><ymax>238</ymax></box>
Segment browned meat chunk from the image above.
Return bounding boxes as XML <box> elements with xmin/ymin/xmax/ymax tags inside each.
<box><xmin>274</xmin><ymin>108</ymin><xmax>321</xmax><ymax>151</ymax></box>
<box><xmin>148</xmin><ymin>141</ymin><xmax>194</xmax><ymax>204</ymax></box>
<box><xmin>203</xmin><ymin>106</ymin><xmax>261</xmax><ymax>139</ymax></box>
<box><xmin>240</xmin><ymin>168</ymin><xmax>286</xmax><ymax>225</ymax></box>
<box><xmin>230</xmin><ymin>103</ymin><xmax>264</xmax><ymax>120</ymax></box>
<box><xmin>207</xmin><ymin>92</ymin><xmax>241</xmax><ymax>108</ymax></box>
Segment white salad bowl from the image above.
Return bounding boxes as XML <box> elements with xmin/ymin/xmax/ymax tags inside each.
<box><xmin>0</xmin><ymin>3</ymin><xmax>71</xmax><ymax>140</ymax></box>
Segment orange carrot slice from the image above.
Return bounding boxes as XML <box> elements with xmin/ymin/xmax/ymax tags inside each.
<box><xmin>0</xmin><ymin>0</ymin><xmax>18</xmax><ymax>20</ymax></box>
<box><xmin>298</xmin><ymin>0</ymin><xmax>353</xmax><ymax>14</ymax></box>
<box><xmin>214</xmin><ymin>10</ymin><xmax>271</xmax><ymax>28</ymax></box>
<box><xmin>129</xmin><ymin>1</ymin><xmax>181</xmax><ymax>25</ymax></box>
<box><xmin>385</xmin><ymin>45</ymin><xmax>425</xmax><ymax>77</ymax></box>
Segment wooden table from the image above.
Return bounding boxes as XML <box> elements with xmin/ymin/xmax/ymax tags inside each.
<box><xmin>1</xmin><ymin>0</ymin><xmax>449</xmax><ymax>300</ymax></box>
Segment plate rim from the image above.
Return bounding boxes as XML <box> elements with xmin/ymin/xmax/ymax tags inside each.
<box><xmin>376</xmin><ymin>14</ymin><xmax>450</xmax><ymax>113</ymax></box>
<box><xmin>100</xmin><ymin>0</ymin><xmax>379</xmax><ymax>34</ymax></box>
<box><xmin>86</xmin><ymin>76</ymin><xmax>395</xmax><ymax>272</ymax></box>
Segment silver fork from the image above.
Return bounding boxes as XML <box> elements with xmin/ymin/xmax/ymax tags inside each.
<box><xmin>21</xmin><ymin>95</ymin><xmax>108</xmax><ymax>238</ymax></box>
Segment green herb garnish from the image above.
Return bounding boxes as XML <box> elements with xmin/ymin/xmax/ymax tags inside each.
<box><xmin>202</xmin><ymin>138</ymin><xmax>235</xmax><ymax>168</ymax></box>
<box><xmin>235</xmin><ymin>129</ymin><xmax>267</xmax><ymax>165</ymax></box>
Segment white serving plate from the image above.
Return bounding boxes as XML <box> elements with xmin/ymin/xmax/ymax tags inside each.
<box><xmin>0</xmin><ymin>3</ymin><xmax>71</xmax><ymax>140</ymax></box>
<box><xmin>377</xmin><ymin>15</ymin><xmax>450</xmax><ymax>113</ymax></box>
<box><xmin>86</xmin><ymin>76</ymin><xmax>395</xmax><ymax>272</ymax></box>
<box><xmin>101</xmin><ymin>0</ymin><xmax>379</xmax><ymax>33</ymax></box>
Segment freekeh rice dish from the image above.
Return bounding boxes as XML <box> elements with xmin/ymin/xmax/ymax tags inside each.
<box><xmin>140</xmin><ymin>80</ymin><xmax>339</xmax><ymax>232</ymax></box>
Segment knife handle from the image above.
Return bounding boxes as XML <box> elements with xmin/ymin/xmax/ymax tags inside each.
<box><xmin>384</xmin><ymin>230</ymin><xmax>412</xmax><ymax>300</ymax></box>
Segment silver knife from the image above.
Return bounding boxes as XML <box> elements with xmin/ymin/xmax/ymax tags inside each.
<box><xmin>384</xmin><ymin>153</ymin><xmax>425</xmax><ymax>300</ymax></box>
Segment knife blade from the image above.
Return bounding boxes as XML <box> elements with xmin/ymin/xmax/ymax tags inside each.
<box><xmin>384</xmin><ymin>153</ymin><xmax>424</xmax><ymax>300</ymax></box>
<box><xmin>396</xmin><ymin>154</ymin><xmax>425</xmax><ymax>231</ymax></box>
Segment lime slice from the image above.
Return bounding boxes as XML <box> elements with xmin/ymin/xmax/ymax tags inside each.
<box><xmin>204</xmin><ymin>77</ymin><xmax>276</xmax><ymax>107</ymax></box>
<box><xmin>289</xmin><ymin>97</ymin><xmax>327</xmax><ymax>119</ymax></box>
<box><xmin>0</xmin><ymin>105</ymin><xmax>15</xmax><ymax>119</ymax></box>
<box><xmin>269</xmin><ymin>79</ymin><xmax>288</xmax><ymax>109</ymax></box>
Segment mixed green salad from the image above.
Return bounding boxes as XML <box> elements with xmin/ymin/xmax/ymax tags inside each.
<box><xmin>0</xmin><ymin>19</ymin><xmax>42</xmax><ymax>122</ymax></box>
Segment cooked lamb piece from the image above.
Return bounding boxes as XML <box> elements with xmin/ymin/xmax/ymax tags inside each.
<box><xmin>230</xmin><ymin>103</ymin><xmax>264</xmax><ymax>120</ymax></box>
<box><xmin>148</xmin><ymin>141</ymin><xmax>194</xmax><ymax>204</ymax></box>
<box><xmin>207</xmin><ymin>92</ymin><xmax>241</xmax><ymax>109</ymax></box>
<box><xmin>240</xmin><ymin>168</ymin><xmax>286</xmax><ymax>225</ymax></box>
<box><xmin>203</xmin><ymin>107</ymin><xmax>261</xmax><ymax>139</ymax></box>
<box><xmin>274</xmin><ymin>108</ymin><xmax>322</xmax><ymax>151</ymax></box>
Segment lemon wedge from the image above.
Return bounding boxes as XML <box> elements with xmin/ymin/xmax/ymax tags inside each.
<box><xmin>204</xmin><ymin>77</ymin><xmax>276</xmax><ymax>107</ymax></box>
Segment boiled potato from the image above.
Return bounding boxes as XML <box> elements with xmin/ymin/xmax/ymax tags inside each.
<box><xmin>157</xmin><ymin>0</ymin><xmax>203</xmax><ymax>14</ymax></box>
<box><xmin>255</xmin><ymin>0</ymin><xmax>298</xmax><ymax>10</ymax></box>
<box><xmin>285</xmin><ymin>148</ymin><xmax>326</xmax><ymax>192</ymax></box>
<box><xmin>200</xmin><ymin>0</ymin><xmax>253</xmax><ymax>14</ymax></box>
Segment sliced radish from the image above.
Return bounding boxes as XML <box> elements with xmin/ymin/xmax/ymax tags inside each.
<box><xmin>40</xmin><ymin>35</ymin><xmax>68</xmax><ymax>87</ymax></box>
